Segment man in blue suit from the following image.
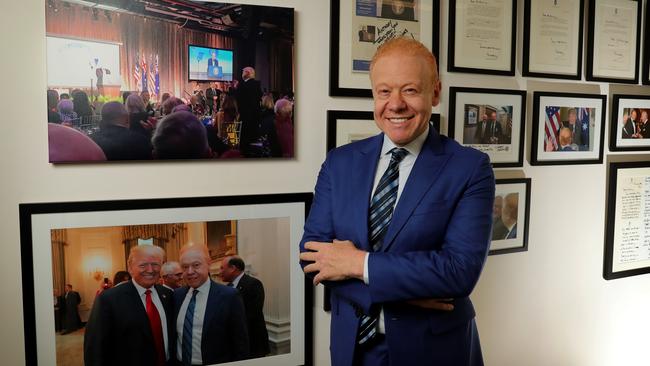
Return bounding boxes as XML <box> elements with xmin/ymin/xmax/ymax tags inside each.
<box><xmin>300</xmin><ymin>37</ymin><xmax>494</xmax><ymax>366</ymax></box>
<box><xmin>174</xmin><ymin>244</ymin><xmax>249</xmax><ymax>365</ymax></box>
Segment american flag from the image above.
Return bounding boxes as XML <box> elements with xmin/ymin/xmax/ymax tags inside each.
<box><xmin>154</xmin><ymin>54</ymin><xmax>160</xmax><ymax>97</ymax></box>
<box><xmin>133</xmin><ymin>52</ymin><xmax>141</xmax><ymax>92</ymax></box>
<box><xmin>545</xmin><ymin>106</ymin><xmax>561</xmax><ymax>151</ymax></box>
<box><xmin>147</xmin><ymin>54</ymin><xmax>157</xmax><ymax>97</ymax></box>
<box><xmin>140</xmin><ymin>54</ymin><xmax>148</xmax><ymax>92</ymax></box>
<box><xmin>578</xmin><ymin>107</ymin><xmax>590</xmax><ymax>147</ymax></box>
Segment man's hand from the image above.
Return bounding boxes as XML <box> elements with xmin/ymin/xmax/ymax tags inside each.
<box><xmin>407</xmin><ymin>298</ymin><xmax>455</xmax><ymax>311</ymax></box>
<box><xmin>300</xmin><ymin>240</ymin><xmax>366</xmax><ymax>285</ymax></box>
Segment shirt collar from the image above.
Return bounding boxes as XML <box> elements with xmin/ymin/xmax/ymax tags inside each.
<box><xmin>191</xmin><ymin>278</ymin><xmax>212</xmax><ymax>294</ymax></box>
<box><xmin>132</xmin><ymin>280</ymin><xmax>154</xmax><ymax>296</ymax></box>
<box><xmin>232</xmin><ymin>272</ymin><xmax>245</xmax><ymax>288</ymax></box>
<box><xmin>380</xmin><ymin>124</ymin><xmax>429</xmax><ymax>158</ymax></box>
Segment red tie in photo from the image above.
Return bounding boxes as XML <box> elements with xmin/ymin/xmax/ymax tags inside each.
<box><xmin>145</xmin><ymin>289</ymin><xmax>166</xmax><ymax>366</ymax></box>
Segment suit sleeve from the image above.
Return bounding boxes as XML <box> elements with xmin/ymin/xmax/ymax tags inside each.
<box><xmin>229</xmin><ymin>291</ymin><xmax>250</xmax><ymax>360</ymax></box>
<box><xmin>83</xmin><ymin>293</ymin><xmax>113</xmax><ymax>366</ymax></box>
<box><xmin>300</xmin><ymin>152</ymin><xmax>375</xmax><ymax>312</ymax></box>
<box><xmin>367</xmin><ymin>153</ymin><xmax>495</xmax><ymax>302</ymax></box>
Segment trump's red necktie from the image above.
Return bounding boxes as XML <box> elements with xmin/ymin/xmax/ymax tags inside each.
<box><xmin>145</xmin><ymin>289</ymin><xmax>166</xmax><ymax>366</ymax></box>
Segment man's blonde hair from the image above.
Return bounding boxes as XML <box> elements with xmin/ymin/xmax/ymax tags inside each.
<box><xmin>369</xmin><ymin>37</ymin><xmax>439</xmax><ymax>85</ymax></box>
<box><xmin>127</xmin><ymin>245</ymin><xmax>165</xmax><ymax>265</ymax></box>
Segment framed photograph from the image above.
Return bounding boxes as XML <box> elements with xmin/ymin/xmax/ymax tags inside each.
<box><xmin>329</xmin><ymin>0</ymin><xmax>440</xmax><ymax>97</ymax></box>
<box><xmin>19</xmin><ymin>193</ymin><xmax>313</xmax><ymax>366</ymax></box>
<box><xmin>643</xmin><ymin>2</ymin><xmax>650</xmax><ymax>85</ymax></box>
<box><xmin>326</xmin><ymin>110</ymin><xmax>441</xmax><ymax>150</ymax></box>
<box><xmin>447</xmin><ymin>87</ymin><xmax>526</xmax><ymax>168</ymax></box>
<box><xmin>489</xmin><ymin>178</ymin><xmax>531</xmax><ymax>256</ymax></box>
<box><xmin>530</xmin><ymin>91</ymin><xmax>606</xmax><ymax>165</ymax></box>
<box><xmin>46</xmin><ymin>1</ymin><xmax>295</xmax><ymax>162</ymax></box>
<box><xmin>586</xmin><ymin>0</ymin><xmax>641</xmax><ymax>83</ymax></box>
<box><xmin>609</xmin><ymin>94</ymin><xmax>650</xmax><ymax>151</ymax></box>
<box><xmin>522</xmin><ymin>0</ymin><xmax>584</xmax><ymax>80</ymax></box>
<box><xmin>604</xmin><ymin>161</ymin><xmax>650</xmax><ymax>280</ymax></box>
<box><xmin>447</xmin><ymin>0</ymin><xmax>516</xmax><ymax>76</ymax></box>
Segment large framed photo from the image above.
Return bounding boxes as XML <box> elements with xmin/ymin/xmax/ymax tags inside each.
<box><xmin>329</xmin><ymin>0</ymin><xmax>440</xmax><ymax>97</ymax></box>
<box><xmin>46</xmin><ymin>1</ymin><xmax>295</xmax><ymax>162</ymax></box>
<box><xmin>531</xmin><ymin>91</ymin><xmax>606</xmax><ymax>165</ymax></box>
<box><xmin>447</xmin><ymin>87</ymin><xmax>526</xmax><ymax>168</ymax></box>
<box><xmin>609</xmin><ymin>94</ymin><xmax>650</xmax><ymax>151</ymax></box>
<box><xmin>447</xmin><ymin>0</ymin><xmax>516</xmax><ymax>76</ymax></box>
<box><xmin>489</xmin><ymin>178</ymin><xmax>531</xmax><ymax>256</ymax></box>
<box><xmin>586</xmin><ymin>0</ymin><xmax>641</xmax><ymax>83</ymax></box>
<box><xmin>326</xmin><ymin>110</ymin><xmax>440</xmax><ymax>150</ymax></box>
<box><xmin>19</xmin><ymin>194</ymin><xmax>313</xmax><ymax>366</ymax></box>
<box><xmin>522</xmin><ymin>0</ymin><xmax>584</xmax><ymax>80</ymax></box>
<box><xmin>604</xmin><ymin>162</ymin><xmax>650</xmax><ymax>280</ymax></box>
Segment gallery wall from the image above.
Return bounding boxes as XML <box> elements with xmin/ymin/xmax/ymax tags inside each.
<box><xmin>1</xmin><ymin>1</ymin><xmax>650</xmax><ymax>365</ymax></box>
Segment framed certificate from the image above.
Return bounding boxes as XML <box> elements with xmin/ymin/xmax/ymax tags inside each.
<box><xmin>530</xmin><ymin>91</ymin><xmax>606</xmax><ymax>165</ymax></box>
<box><xmin>643</xmin><ymin>2</ymin><xmax>650</xmax><ymax>85</ymax></box>
<box><xmin>609</xmin><ymin>94</ymin><xmax>650</xmax><ymax>151</ymax></box>
<box><xmin>604</xmin><ymin>162</ymin><xmax>650</xmax><ymax>280</ymax></box>
<box><xmin>447</xmin><ymin>87</ymin><xmax>526</xmax><ymax>168</ymax></box>
<box><xmin>489</xmin><ymin>178</ymin><xmax>531</xmax><ymax>256</ymax></box>
<box><xmin>447</xmin><ymin>0</ymin><xmax>516</xmax><ymax>76</ymax></box>
<box><xmin>329</xmin><ymin>0</ymin><xmax>440</xmax><ymax>97</ymax></box>
<box><xmin>522</xmin><ymin>0</ymin><xmax>584</xmax><ymax>80</ymax></box>
<box><xmin>586</xmin><ymin>0</ymin><xmax>641</xmax><ymax>83</ymax></box>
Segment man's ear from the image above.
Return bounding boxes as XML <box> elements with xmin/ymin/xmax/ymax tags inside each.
<box><xmin>431</xmin><ymin>80</ymin><xmax>441</xmax><ymax>107</ymax></box>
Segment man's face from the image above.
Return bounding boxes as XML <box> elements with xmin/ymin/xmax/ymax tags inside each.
<box><xmin>371</xmin><ymin>53</ymin><xmax>439</xmax><ymax>146</ymax></box>
<box><xmin>568</xmin><ymin>111</ymin><xmax>577</xmax><ymax>124</ymax></box>
<box><xmin>493</xmin><ymin>196</ymin><xmax>503</xmax><ymax>218</ymax></box>
<box><xmin>211</xmin><ymin>51</ymin><xmax>217</xmax><ymax>59</ymax></box>
<box><xmin>482</xmin><ymin>114</ymin><xmax>488</xmax><ymax>122</ymax></box>
<box><xmin>65</xmin><ymin>285</ymin><xmax>71</xmax><ymax>293</ymax></box>
<box><xmin>218</xmin><ymin>258</ymin><xmax>237</xmax><ymax>283</ymax></box>
<box><xmin>163</xmin><ymin>264</ymin><xmax>183</xmax><ymax>289</ymax></box>
<box><xmin>180</xmin><ymin>249</ymin><xmax>210</xmax><ymax>289</ymax></box>
<box><xmin>631</xmin><ymin>110</ymin><xmax>638</xmax><ymax>120</ymax></box>
<box><xmin>490</xmin><ymin>112</ymin><xmax>497</xmax><ymax>121</ymax></box>
<box><xmin>642</xmin><ymin>111</ymin><xmax>648</xmax><ymax>122</ymax></box>
<box><xmin>128</xmin><ymin>250</ymin><xmax>162</xmax><ymax>289</ymax></box>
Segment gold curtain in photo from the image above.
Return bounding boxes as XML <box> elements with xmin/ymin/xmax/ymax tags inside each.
<box><xmin>122</xmin><ymin>223</ymin><xmax>188</xmax><ymax>263</ymax></box>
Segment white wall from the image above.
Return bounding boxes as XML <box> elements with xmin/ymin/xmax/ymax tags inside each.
<box><xmin>2</xmin><ymin>1</ymin><xmax>650</xmax><ymax>366</ymax></box>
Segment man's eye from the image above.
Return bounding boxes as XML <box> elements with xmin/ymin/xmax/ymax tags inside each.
<box><xmin>403</xmin><ymin>88</ymin><xmax>417</xmax><ymax>94</ymax></box>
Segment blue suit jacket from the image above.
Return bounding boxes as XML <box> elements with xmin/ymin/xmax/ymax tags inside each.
<box><xmin>300</xmin><ymin>127</ymin><xmax>494</xmax><ymax>366</ymax></box>
<box><xmin>173</xmin><ymin>281</ymin><xmax>249</xmax><ymax>364</ymax></box>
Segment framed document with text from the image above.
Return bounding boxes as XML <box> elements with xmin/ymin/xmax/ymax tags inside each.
<box><xmin>604</xmin><ymin>162</ymin><xmax>650</xmax><ymax>280</ymax></box>
<box><xmin>643</xmin><ymin>2</ymin><xmax>650</xmax><ymax>85</ymax></box>
<box><xmin>447</xmin><ymin>0</ymin><xmax>516</xmax><ymax>76</ymax></box>
<box><xmin>329</xmin><ymin>0</ymin><xmax>440</xmax><ymax>97</ymax></box>
<box><xmin>523</xmin><ymin>0</ymin><xmax>584</xmax><ymax>80</ymax></box>
<box><xmin>586</xmin><ymin>0</ymin><xmax>641</xmax><ymax>83</ymax></box>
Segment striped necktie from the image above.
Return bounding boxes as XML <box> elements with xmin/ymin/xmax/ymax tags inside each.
<box><xmin>182</xmin><ymin>289</ymin><xmax>198</xmax><ymax>366</ymax></box>
<box><xmin>357</xmin><ymin>147</ymin><xmax>408</xmax><ymax>346</ymax></box>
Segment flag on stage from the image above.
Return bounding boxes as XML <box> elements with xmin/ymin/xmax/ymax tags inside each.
<box><xmin>154</xmin><ymin>54</ymin><xmax>160</xmax><ymax>97</ymax></box>
<box><xmin>544</xmin><ymin>106</ymin><xmax>561</xmax><ymax>151</ymax></box>
<box><xmin>578</xmin><ymin>107</ymin><xmax>590</xmax><ymax>148</ymax></box>
<box><xmin>141</xmin><ymin>54</ymin><xmax>148</xmax><ymax>92</ymax></box>
<box><xmin>147</xmin><ymin>54</ymin><xmax>157</xmax><ymax>97</ymax></box>
<box><xmin>133</xmin><ymin>52</ymin><xmax>141</xmax><ymax>92</ymax></box>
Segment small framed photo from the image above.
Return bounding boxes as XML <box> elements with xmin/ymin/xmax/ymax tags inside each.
<box><xmin>447</xmin><ymin>0</ymin><xmax>516</xmax><ymax>76</ymax></box>
<box><xmin>326</xmin><ymin>110</ymin><xmax>441</xmax><ymax>150</ymax></box>
<box><xmin>586</xmin><ymin>0</ymin><xmax>641</xmax><ymax>83</ymax></box>
<box><xmin>19</xmin><ymin>194</ymin><xmax>313</xmax><ymax>366</ymax></box>
<box><xmin>522</xmin><ymin>0</ymin><xmax>584</xmax><ymax>80</ymax></box>
<box><xmin>329</xmin><ymin>0</ymin><xmax>440</xmax><ymax>97</ymax></box>
<box><xmin>530</xmin><ymin>91</ymin><xmax>606</xmax><ymax>165</ymax></box>
<box><xmin>604</xmin><ymin>161</ymin><xmax>650</xmax><ymax>280</ymax></box>
<box><xmin>489</xmin><ymin>178</ymin><xmax>531</xmax><ymax>256</ymax></box>
<box><xmin>447</xmin><ymin>87</ymin><xmax>526</xmax><ymax>168</ymax></box>
<box><xmin>609</xmin><ymin>94</ymin><xmax>650</xmax><ymax>151</ymax></box>
<box><xmin>644</xmin><ymin>1</ymin><xmax>650</xmax><ymax>84</ymax></box>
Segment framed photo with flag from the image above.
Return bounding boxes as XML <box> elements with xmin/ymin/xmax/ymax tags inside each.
<box><xmin>530</xmin><ymin>91</ymin><xmax>606</xmax><ymax>165</ymax></box>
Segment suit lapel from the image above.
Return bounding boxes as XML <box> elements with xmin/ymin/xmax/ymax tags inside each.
<box><xmin>381</xmin><ymin>129</ymin><xmax>451</xmax><ymax>252</ymax></box>
<box><xmin>125</xmin><ymin>282</ymin><xmax>155</xmax><ymax>342</ymax></box>
<box><xmin>353</xmin><ymin>135</ymin><xmax>383</xmax><ymax>251</ymax></box>
<box><xmin>202</xmin><ymin>281</ymin><xmax>219</xmax><ymax>331</ymax></box>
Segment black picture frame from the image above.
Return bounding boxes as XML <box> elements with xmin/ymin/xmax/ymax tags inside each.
<box><xmin>329</xmin><ymin>0</ymin><xmax>440</xmax><ymax>97</ymax></box>
<box><xmin>447</xmin><ymin>0</ymin><xmax>516</xmax><ymax>76</ymax></box>
<box><xmin>447</xmin><ymin>87</ymin><xmax>526</xmax><ymax>168</ymax></box>
<box><xmin>19</xmin><ymin>193</ymin><xmax>313</xmax><ymax>366</ymax></box>
<box><xmin>530</xmin><ymin>91</ymin><xmax>606</xmax><ymax>166</ymax></box>
<box><xmin>585</xmin><ymin>0</ymin><xmax>641</xmax><ymax>84</ymax></box>
<box><xmin>604</xmin><ymin>161</ymin><xmax>650</xmax><ymax>280</ymax></box>
<box><xmin>522</xmin><ymin>0</ymin><xmax>584</xmax><ymax>80</ymax></box>
<box><xmin>609</xmin><ymin>94</ymin><xmax>650</xmax><ymax>151</ymax></box>
<box><xmin>643</xmin><ymin>1</ymin><xmax>650</xmax><ymax>85</ymax></box>
<box><xmin>326</xmin><ymin>110</ymin><xmax>441</xmax><ymax>151</ymax></box>
<box><xmin>489</xmin><ymin>178</ymin><xmax>531</xmax><ymax>256</ymax></box>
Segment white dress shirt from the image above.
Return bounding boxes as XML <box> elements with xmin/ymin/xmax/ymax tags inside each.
<box><xmin>176</xmin><ymin>279</ymin><xmax>211</xmax><ymax>364</ymax></box>
<box><xmin>363</xmin><ymin>125</ymin><xmax>429</xmax><ymax>334</ymax></box>
<box><xmin>231</xmin><ymin>271</ymin><xmax>245</xmax><ymax>288</ymax></box>
<box><xmin>132</xmin><ymin>281</ymin><xmax>169</xmax><ymax>360</ymax></box>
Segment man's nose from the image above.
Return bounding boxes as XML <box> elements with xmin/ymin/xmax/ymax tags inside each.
<box><xmin>387</xmin><ymin>91</ymin><xmax>406</xmax><ymax>110</ymax></box>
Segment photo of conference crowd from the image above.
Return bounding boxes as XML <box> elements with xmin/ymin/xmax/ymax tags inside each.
<box><xmin>45</xmin><ymin>0</ymin><xmax>294</xmax><ymax>163</ymax></box>
<box><xmin>50</xmin><ymin>218</ymin><xmax>291</xmax><ymax>366</ymax></box>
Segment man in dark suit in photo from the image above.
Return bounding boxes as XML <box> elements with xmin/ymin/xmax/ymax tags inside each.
<box><xmin>205</xmin><ymin>82</ymin><xmax>221</xmax><ymax>115</ymax></box>
<box><xmin>175</xmin><ymin>244</ymin><xmax>249</xmax><ymax>365</ymax></box>
<box><xmin>473</xmin><ymin>113</ymin><xmax>488</xmax><ymax>144</ymax></box>
<box><xmin>84</xmin><ymin>245</ymin><xmax>175</xmax><ymax>366</ymax></box>
<box><xmin>300</xmin><ymin>37</ymin><xmax>494</xmax><ymax>366</ymax></box>
<box><xmin>501</xmin><ymin>193</ymin><xmax>518</xmax><ymax>240</ymax></box>
<box><xmin>62</xmin><ymin>283</ymin><xmax>81</xmax><ymax>334</ymax></box>
<box><xmin>219</xmin><ymin>256</ymin><xmax>270</xmax><ymax>358</ymax></box>
<box><xmin>207</xmin><ymin>50</ymin><xmax>220</xmax><ymax>78</ymax></box>
<box><xmin>235</xmin><ymin>66</ymin><xmax>263</xmax><ymax>156</ymax></box>
<box><xmin>621</xmin><ymin>109</ymin><xmax>638</xmax><ymax>139</ymax></box>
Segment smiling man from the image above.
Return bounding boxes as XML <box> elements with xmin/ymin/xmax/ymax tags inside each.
<box><xmin>299</xmin><ymin>37</ymin><xmax>495</xmax><ymax>366</ymax></box>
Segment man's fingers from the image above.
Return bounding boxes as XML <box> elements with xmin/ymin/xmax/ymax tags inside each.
<box><xmin>299</xmin><ymin>251</ymin><xmax>318</xmax><ymax>262</ymax></box>
<box><xmin>302</xmin><ymin>262</ymin><xmax>319</xmax><ymax>274</ymax></box>
<box><xmin>304</xmin><ymin>241</ymin><xmax>329</xmax><ymax>251</ymax></box>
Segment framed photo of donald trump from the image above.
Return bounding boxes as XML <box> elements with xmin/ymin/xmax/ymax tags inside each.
<box><xmin>19</xmin><ymin>194</ymin><xmax>313</xmax><ymax>366</ymax></box>
<box><xmin>489</xmin><ymin>178</ymin><xmax>531</xmax><ymax>255</ymax></box>
<box><xmin>609</xmin><ymin>94</ymin><xmax>650</xmax><ymax>151</ymax></box>
<box><xmin>530</xmin><ymin>91</ymin><xmax>606</xmax><ymax>165</ymax></box>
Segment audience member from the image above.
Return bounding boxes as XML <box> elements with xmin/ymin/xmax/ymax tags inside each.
<box><xmin>126</xmin><ymin>94</ymin><xmax>154</xmax><ymax>137</ymax></box>
<box><xmin>257</xmin><ymin>94</ymin><xmax>282</xmax><ymax>157</ymax></box>
<box><xmin>62</xmin><ymin>284</ymin><xmax>82</xmax><ymax>334</ymax></box>
<box><xmin>57</xmin><ymin>99</ymin><xmax>78</xmax><ymax>125</ymax></box>
<box><xmin>48</xmin><ymin>123</ymin><xmax>106</xmax><ymax>162</ymax></box>
<box><xmin>141</xmin><ymin>91</ymin><xmax>155</xmax><ymax>116</ymax></box>
<box><xmin>158</xmin><ymin>92</ymin><xmax>171</xmax><ymax>115</ymax></box>
<box><xmin>152</xmin><ymin>111</ymin><xmax>213</xmax><ymax>159</ymax></box>
<box><xmin>161</xmin><ymin>261</ymin><xmax>183</xmax><ymax>290</ymax></box>
<box><xmin>190</xmin><ymin>94</ymin><xmax>206</xmax><ymax>116</ymax></box>
<box><xmin>47</xmin><ymin>89</ymin><xmax>62</xmax><ymax>123</ymax></box>
<box><xmin>72</xmin><ymin>90</ymin><xmax>94</xmax><ymax>118</ymax></box>
<box><xmin>215</xmin><ymin>94</ymin><xmax>238</xmax><ymax>142</ymax></box>
<box><xmin>60</xmin><ymin>93</ymin><xmax>70</xmax><ymax>100</ymax></box>
<box><xmin>235</xmin><ymin>66</ymin><xmax>263</xmax><ymax>156</ymax></box>
<box><xmin>91</xmin><ymin>101</ymin><xmax>152</xmax><ymax>160</ymax></box>
<box><xmin>112</xmin><ymin>270</ymin><xmax>131</xmax><ymax>286</ymax></box>
<box><xmin>122</xmin><ymin>91</ymin><xmax>132</xmax><ymax>104</ymax></box>
<box><xmin>274</xmin><ymin>98</ymin><xmax>294</xmax><ymax>157</ymax></box>
<box><xmin>162</xmin><ymin>96</ymin><xmax>185</xmax><ymax>116</ymax></box>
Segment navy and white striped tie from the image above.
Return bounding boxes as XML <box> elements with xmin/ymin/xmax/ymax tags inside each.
<box><xmin>357</xmin><ymin>147</ymin><xmax>408</xmax><ymax>346</ymax></box>
<box><xmin>182</xmin><ymin>289</ymin><xmax>198</xmax><ymax>366</ymax></box>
